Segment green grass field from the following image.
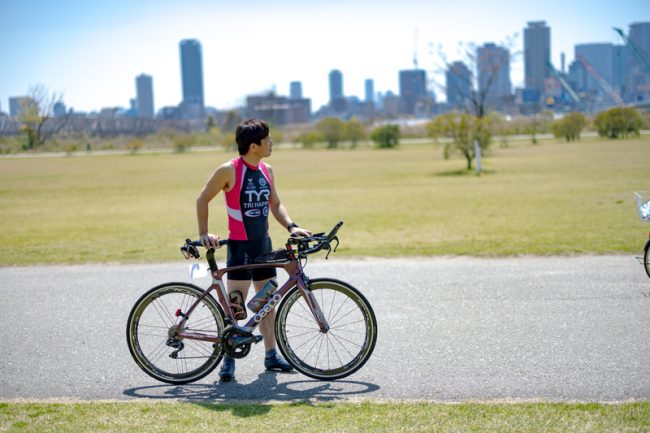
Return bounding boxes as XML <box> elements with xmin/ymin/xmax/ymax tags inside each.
<box><xmin>0</xmin><ymin>137</ymin><xmax>648</xmax><ymax>265</ymax></box>
<box><xmin>1</xmin><ymin>401</ymin><xmax>648</xmax><ymax>433</ymax></box>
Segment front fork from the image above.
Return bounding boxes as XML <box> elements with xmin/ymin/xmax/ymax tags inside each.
<box><xmin>297</xmin><ymin>275</ymin><xmax>330</xmax><ymax>333</ymax></box>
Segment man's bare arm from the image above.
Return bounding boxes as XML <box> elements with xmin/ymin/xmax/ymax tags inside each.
<box><xmin>196</xmin><ymin>163</ymin><xmax>234</xmax><ymax>247</ymax></box>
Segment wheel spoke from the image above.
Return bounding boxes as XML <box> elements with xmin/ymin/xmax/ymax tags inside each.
<box><xmin>287</xmin><ymin>307</ymin><xmax>316</xmax><ymax>324</ymax></box>
<box><xmin>151</xmin><ymin>298</ymin><xmax>174</xmax><ymax>328</ymax></box>
<box><xmin>330</xmin><ymin>318</ymin><xmax>366</xmax><ymax>330</ymax></box>
<box><xmin>327</xmin><ymin>296</ymin><xmax>350</xmax><ymax>325</ymax></box>
<box><xmin>327</xmin><ymin>290</ymin><xmax>337</xmax><ymax>323</ymax></box>
<box><xmin>286</xmin><ymin>328</ymin><xmax>321</xmax><ymax>339</ymax></box>
<box><xmin>328</xmin><ymin>305</ymin><xmax>359</xmax><ymax>328</ymax></box>
<box><xmin>328</xmin><ymin>329</ymin><xmax>357</xmax><ymax>360</ymax></box>
<box><xmin>146</xmin><ymin>339</ymin><xmax>169</xmax><ymax>365</ymax></box>
<box><xmin>327</xmin><ymin>334</ymin><xmax>345</xmax><ymax>368</ymax></box>
<box><xmin>296</xmin><ymin>298</ymin><xmax>315</xmax><ymax>321</ymax></box>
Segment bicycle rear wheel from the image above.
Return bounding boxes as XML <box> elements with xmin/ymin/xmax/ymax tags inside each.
<box><xmin>126</xmin><ymin>282</ymin><xmax>226</xmax><ymax>384</ymax></box>
<box><xmin>275</xmin><ymin>278</ymin><xmax>377</xmax><ymax>380</ymax></box>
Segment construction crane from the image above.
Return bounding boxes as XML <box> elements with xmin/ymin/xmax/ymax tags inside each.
<box><xmin>575</xmin><ymin>54</ymin><xmax>625</xmax><ymax>106</ymax></box>
<box><xmin>546</xmin><ymin>61</ymin><xmax>581</xmax><ymax>103</ymax></box>
<box><xmin>613</xmin><ymin>27</ymin><xmax>650</xmax><ymax>75</ymax></box>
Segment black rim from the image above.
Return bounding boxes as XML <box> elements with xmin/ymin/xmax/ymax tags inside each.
<box><xmin>276</xmin><ymin>280</ymin><xmax>376</xmax><ymax>380</ymax></box>
<box><xmin>127</xmin><ymin>283</ymin><xmax>224</xmax><ymax>383</ymax></box>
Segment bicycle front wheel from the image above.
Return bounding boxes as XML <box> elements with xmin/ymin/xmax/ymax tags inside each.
<box><xmin>275</xmin><ymin>278</ymin><xmax>377</xmax><ymax>380</ymax></box>
<box><xmin>126</xmin><ymin>282</ymin><xmax>226</xmax><ymax>384</ymax></box>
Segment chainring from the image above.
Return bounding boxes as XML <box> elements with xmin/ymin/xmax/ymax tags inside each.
<box><xmin>222</xmin><ymin>328</ymin><xmax>251</xmax><ymax>359</ymax></box>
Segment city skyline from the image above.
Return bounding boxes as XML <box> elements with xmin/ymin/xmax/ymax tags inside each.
<box><xmin>1</xmin><ymin>0</ymin><xmax>648</xmax><ymax>113</ymax></box>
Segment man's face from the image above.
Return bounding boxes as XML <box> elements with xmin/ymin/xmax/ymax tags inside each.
<box><xmin>255</xmin><ymin>135</ymin><xmax>273</xmax><ymax>157</ymax></box>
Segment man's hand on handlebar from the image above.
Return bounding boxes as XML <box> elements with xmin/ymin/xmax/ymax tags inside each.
<box><xmin>289</xmin><ymin>226</ymin><xmax>312</xmax><ymax>238</ymax></box>
<box><xmin>199</xmin><ymin>232</ymin><xmax>222</xmax><ymax>249</ymax></box>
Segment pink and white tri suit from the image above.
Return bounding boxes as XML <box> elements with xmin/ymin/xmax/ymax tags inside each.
<box><xmin>224</xmin><ymin>157</ymin><xmax>273</xmax><ymax>241</ymax></box>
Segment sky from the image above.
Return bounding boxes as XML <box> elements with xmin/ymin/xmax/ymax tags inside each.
<box><xmin>1</xmin><ymin>0</ymin><xmax>648</xmax><ymax>113</ymax></box>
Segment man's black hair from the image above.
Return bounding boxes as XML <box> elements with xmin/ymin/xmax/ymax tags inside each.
<box><xmin>235</xmin><ymin>119</ymin><xmax>269</xmax><ymax>155</ymax></box>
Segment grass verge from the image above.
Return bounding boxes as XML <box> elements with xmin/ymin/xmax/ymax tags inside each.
<box><xmin>1</xmin><ymin>401</ymin><xmax>649</xmax><ymax>433</ymax></box>
<box><xmin>0</xmin><ymin>137</ymin><xmax>649</xmax><ymax>264</ymax></box>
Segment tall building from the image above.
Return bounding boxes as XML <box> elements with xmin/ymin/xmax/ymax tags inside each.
<box><xmin>329</xmin><ymin>69</ymin><xmax>345</xmax><ymax>112</ymax></box>
<box><xmin>524</xmin><ymin>21</ymin><xmax>551</xmax><ymax>97</ymax></box>
<box><xmin>446</xmin><ymin>61</ymin><xmax>471</xmax><ymax>110</ymax></box>
<box><xmin>289</xmin><ymin>81</ymin><xmax>303</xmax><ymax>99</ymax></box>
<box><xmin>398</xmin><ymin>69</ymin><xmax>427</xmax><ymax>115</ymax></box>
<box><xmin>8</xmin><ymin>96</ymin><xmax>34</xmax><ymax>117</ymax></box>
<box><xmin>135</xmin><ymin>74</ymin><xmax>155</xmax><ymax>119</ymax></box>
<box><xmin>477</xmin><ymin>43</ymin><xmax>511</xmax><ymax>108</ymax></box>
<box><xmin>329</xmin><ymin>70</ymin><xmax>344</xmax><ymax>101</ymax></box>
<box><xmin>626</xmin><ymin>21</ymin><xmax>650</xmax><ymax>103</ymax></box>
<box><xmin>179</xmin><ymin>39</ymin><xmax>205</xmax><ymax>119</ymax></box>
<box><xmin>574</xmin><ymin>44</ymin><xmax>617</xmax><ymax>104</ymax></box>
<box><xmin>613</xmin><ymin>45</ymin><xmax>628</xmax><ymax>96</ymax></box>
<box><xmin>364</xmin><ymin>79</ymin><xmax>374</xmax><ymax>104</ymax></box>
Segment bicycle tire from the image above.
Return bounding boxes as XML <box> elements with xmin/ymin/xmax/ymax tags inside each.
<box><xmin>275</xmin><ymin>278</ymin><xmax>377</xmax><ymax>380</ymax></box>
<box><xmin>644</xmin><ymin>242</ymin><xmax>650</xmax><ymax>279</ymax></box>
<box><xmin>126</xmin><ymin>282</ymin><xmax>226</xmax><ymax>384</ymax></box>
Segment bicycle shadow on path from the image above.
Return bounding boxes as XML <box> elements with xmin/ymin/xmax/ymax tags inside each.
<box><xmin>123</xmin><ymin>371</ymin><xmax>380</xmax><ymax>411</ymax></box>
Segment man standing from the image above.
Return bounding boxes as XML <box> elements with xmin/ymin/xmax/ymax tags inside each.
<box><xmin>196</xmin><ymin>118</ymin><xmax>311</xmax><ymax>381</ymax></box>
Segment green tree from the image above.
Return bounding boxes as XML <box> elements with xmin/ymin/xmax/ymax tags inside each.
<box><xmin>370</xmin><ymin>124</ymin><xmax>400</xmax><ymax>148</ymax></box>
<box><xmin>293</xmin><ymin>130</ymin><xmax>324</xmax><ymax>149</ymax></box>
<box><xmin>427</xmin><ymin>112</ymin><xmax>490</xmax><ymax>170</ymax></box>
<box><xmin>315</xmin><ymin>117</ymin><xmax>345</xmax><ymax>149</ymax></box>
<box><xmin>593</xmin><ymin>107</ymin><xmax>644</xmax><ymax>139</ymax></box>
<box><xmin>551</xmin><ymin>112</ymin><xmax>588</xmax><ymax>142</ymax></box>
<box><xmin>344</xmin><ymin>118</ymin><xmax>367</xmax><ymax>148</ymax></box>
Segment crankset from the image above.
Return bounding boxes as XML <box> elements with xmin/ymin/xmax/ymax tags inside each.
<box><xmin>222</xmin><ymin>326</ymin><xmax>263</xmax><ymax>359</ymax></box>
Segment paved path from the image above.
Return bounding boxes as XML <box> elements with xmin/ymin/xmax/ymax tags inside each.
<box><xmin>1</xmin><ymin>256</ymin><xmax>649</xmax><ymax>403</ymax></box>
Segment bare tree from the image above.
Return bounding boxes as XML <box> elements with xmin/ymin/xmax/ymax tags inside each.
<box><xmin>17</xmin><ymin>85</ymin><xmax>68</xmax><ymax>149</ymax></box>
<box><xmin>429</xmin><ymin>36</ymin><xmax>519</xmax><ymax>172</ymax></box>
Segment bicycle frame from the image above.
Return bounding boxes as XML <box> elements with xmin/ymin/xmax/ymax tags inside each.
<box><xmin>174</xmin><ymin>246</ymin><xmax>329</xmax><ymax>344</ymax></box>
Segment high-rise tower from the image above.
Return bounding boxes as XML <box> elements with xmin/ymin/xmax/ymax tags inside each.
<box><xmin>627</xmin><ymin>22</ymin><xmax>650</xmax><ymax>102</ymax></box>
<box><xmin>477</xmin><ymin>43</ymin><xmax>511</xmax><ymax>108</ymax></box>
<box><xmin>179</xmin><ymin>39</ymin><xmax>205</xmax><ymax>119</ymax></box>
<box><xmin>135</xmin><ymin>74</ymin><xmax>154</xmax><ymax>119</ymax></box>
<box><xmin>399</xmin><ymin>69</ymin><xmax>427</xmax><ymax>114</ymax></box>
<box><xmin>290</xmin><ymin>81</ymin><xmax>303</xmax><ymax>99</ymax></box>
<box><xmin>524</xmin><ymin>21</ymin><xmax>551</xmax><ymax>96</ymax></box>
<box><xmin>364</xmin><ymin>79</ymin><xmax>375</xmax><ymax>105</ymax></box>
<box><xmin>329</xmin><ymin>70</ymin><xmax>344</xmax><ymax>101</ymax></box>
<box><xmin>446</xmin><ymin>61</ymin><xmax>471</xmax><ymax>110</ymax></box>
<box><xmin>329</xmin><ymin>69</ymin><xmax>345</xmax><ymax>112</ymax></box>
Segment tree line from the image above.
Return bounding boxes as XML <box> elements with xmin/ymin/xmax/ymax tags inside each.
<box><xmin>3</xmin><ymin>85</ymin><xmax>646</xmax><ymax>162</ymax></box>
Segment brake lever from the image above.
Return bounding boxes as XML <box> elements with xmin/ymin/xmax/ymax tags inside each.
<box><xmin>181</xmin><ymin>239</ymin><xmax>201</xmax><ymax>260</ymax></box>
<box><xmin>332</xmin><ymin>236</ymin><xmax>340</xmax><ymax>253</ymax></box>
<box><xmin>324</xmin><ymin>243</ymin><xmax>333</xmax><ymax>260</ymax></box>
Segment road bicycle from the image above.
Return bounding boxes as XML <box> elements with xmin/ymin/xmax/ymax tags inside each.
<box><xmin>635</xmin><ymin>191</ymin><xmax>650</xmax><ymax>279</ymax></box>
<box><xmin>126</xmin><ymin>222</ymin><xmax>377</xmax><ymax>384</ymax></box>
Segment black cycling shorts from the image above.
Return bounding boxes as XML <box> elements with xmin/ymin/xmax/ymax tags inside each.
<box><xmin>226</xmin><ymin>237</ymin><xmax>278</xmax><ymax>281</ymax></box>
